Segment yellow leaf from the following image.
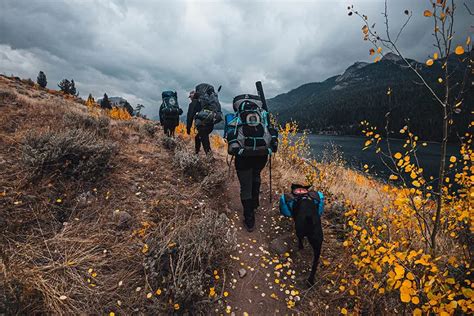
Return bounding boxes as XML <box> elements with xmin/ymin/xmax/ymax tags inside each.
<box><xmin>142</xmin><ymin>244</ymin><xmax>149</xmax><ymax>254</ymax></box>
<box><xmin>174</xmin><ymin>303</ymin><xmax>180</xmax><ymax>310</ymax></box>
<box><xmin>369</xmin><ymin>48</ymin><xmax>375</xmax><ymax>55</ymax></box>
<box><xmin>400</xmin><ymin>291</ymin><xmax>411</xmax><ymax>303</ymax></box>
<box><xmin>412</xmin><ymin>296</ymin><xmax>420</xmax><ymax>304</ymax></box>
<box><xmin>146</xmin><ymin>292</ymin><xmax>152</xmax><ymax>299</ymax></box>
<box><xmin>413</xmin><ymin>308</ymin><xmax>422</xmax><ymax>316</ymax></box>
<box><xmin>362</xmin><ymin>25</ymin><xmax>369</xmax><ymax>34</ymax></box>
<box><xmin>109</xmin><ymin>313</ymin><xmax>115</xmax><ymax>316</ymax></box>
<box><xmin>389</xmin><ymin>175</ymin><xmax>398</xmax><ymax>181</ymax></box>
<box><xmin>407</xmin><ymin>272</ymin><xmax>415</xmax><ymax>280</ymax></box>
<box><xmin>449</xmin><ymin>156</ymin><xmax>456</xmax><ymax>163</ymax></box>
<box><xmin>412</xmin><ymin>180</ymin><xmax>421</xmax><ymax>187</ymax></box>
<box><xmin>433</xmin><ymin>52</ymin><xmax>439</xmax><ymax>60</ymax></box>
<box><xmin>155</xmin><ymin>289</ymin><xmax>162</xmax><ymax>295</ymax></box>
<box><xmin>426</xmin><ymin>59</ymin><xmax>434</xmax><ymax>66</ymax></box>
<box><xmin>394</xmin><ymin>265</ymin><xmax>405</xmax><ymax>279</ymax></box>
<box><xmin>377</xmin><ymin>47</ymin><xmax>382</xmax><ymax>54</ymax></box>
<box><xmin>224</xmin><ymin>291</ymin><xmax>229</xmax><ymax>297</ymax></box>
<box><xmin>454</xmin><ymin>45</ymin><xmax>464</xmax><ymax>55</ymax></box>
<box><xmin>423</xmin><ymin>10</ymin><xmax>433</xmax><ymax>17</ymax></box>
<box><xmin>394</xmin><ymin>152</ymin><xmax>402</xmax><ymax>159</ymax></box>
<box><xmin>341</xmin><ymin>308</ymin><xmax>348</xmax><ymax>315</ymax></box>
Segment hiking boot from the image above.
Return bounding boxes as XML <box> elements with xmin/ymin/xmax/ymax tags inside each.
<box><xmin>242</xmin><ymin>199</ymin><xmax>255</xmax><ymax>232</ymax></box>
<box><xmin>243</xmin><ymin>219</ymin><xmax>255</xmax><ymax>232</ymax></box>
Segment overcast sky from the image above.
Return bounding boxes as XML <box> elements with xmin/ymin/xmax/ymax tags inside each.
<box><xmin>0</xmin><ymin>0</ymin><xmax>471</xmax><ymax>116</ymax></box>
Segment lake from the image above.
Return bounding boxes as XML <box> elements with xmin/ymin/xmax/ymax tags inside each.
<box><xmin>305</xmin><ymin>135</ymin><xmax>459</xmax><ymax>179</ymax></box>
<box><xmin>214</xmin><ymin>130</ymin><xmax>460</xmax><ymax>179</ymax></box>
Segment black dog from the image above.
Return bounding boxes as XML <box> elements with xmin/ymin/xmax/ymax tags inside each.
<box><xmin>290</xmin><ymin>184</ymin><xmax>323</xmax><ymax>286</ymax></box>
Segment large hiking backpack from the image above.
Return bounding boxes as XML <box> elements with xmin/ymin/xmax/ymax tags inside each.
<box><xmin>194</xmin><ymin>83</ymin><xmax>223</xmax><ymax>126</ymax></box>
<box><xmin>279</xmin><ymin>185</ymin><xmax>324</xmax><ymax>218</ymax></box>
<box><xmin>160</xmin><ymin>91</ymin><xmax>182</xmax><ymax>119</ymax></box>
<box><xmin>224</xmin><ymin>94</ymin><xmax>278</xmax><ymax>156</ymax></box>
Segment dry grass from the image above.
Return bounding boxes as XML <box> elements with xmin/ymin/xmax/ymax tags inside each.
<box><xmin>0</xmin><ymin>76</ymin><xmax>235</xmax><ymax>314</ymax></box>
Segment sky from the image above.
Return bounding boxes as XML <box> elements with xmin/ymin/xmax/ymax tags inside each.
<box><xmin>0</xmin><ymin>0</ymin><xmax>472</xmax><ymax>116</ymax></box>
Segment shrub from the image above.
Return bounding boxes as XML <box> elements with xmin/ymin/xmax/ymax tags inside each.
<box><xmin>141</xmin><ymin>122</ymin><xmax>156</xmax><ymax>137</ymax></box>
<box><xmin>201</xmin><ymin>168</ymin><xmax>227</xmax><ymax>193</ymax></box>
<box><xmin>162</xmin><ymin>136</ymin><xmax>177</xmax><ymax>150</ymax></box>
<box><xmin>22</xmin><ymin>129</ymin><xmax>117</xmax><ymax>181</ymax></box>
<box><xmin>62</xmin><ymin>111</ymin><xmax>110</xmax><ymax>137</ymax></box>
<box><xmin>0</xmin><ymin>89</ymin><xmax>17</xmax><ymax>105</ymax></box>
<box><xmin>144</xmin><ymin>209</ymin><xmax>236</xmax><ymax>312</ymax></box>
<box><xmin>173</xmin><ymin>145</ymin><xmax>210</xmax><ymax>180</ymax></box>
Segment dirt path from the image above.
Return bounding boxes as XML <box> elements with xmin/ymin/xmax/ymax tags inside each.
<box><xmin>222</xmin><ymin>170</ymin><xmax>309</xmax><ymax>316</ymax></box>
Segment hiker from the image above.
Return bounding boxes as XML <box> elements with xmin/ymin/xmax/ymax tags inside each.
<box><xmin>224</xmin><ymin>82</ymin><xmax>278</xmax><ymax>232</ymax></box>
<box><xmin>159</xmin><ymin>91</ymin><xmax>183</xmax><ymax>137</ymax></box>
<box><xmin>186</xmin><ymin>84</ymin><xmax>223</xmax><ymax>154</ymax></box>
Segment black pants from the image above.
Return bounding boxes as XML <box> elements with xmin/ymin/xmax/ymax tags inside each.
<box><xmin>163</xmin><ymin>124</ymin><xmax>176</xmax><ymax>137</ymax></box>
<box><xmin>235</xmin><ymin>155</ymin><xmax>268</xmax><ymax>227</ymax></box>
<box><xmin>195</xmin><ymin>125</ymin><xmax>213</xmax><ymax>154</ymax></box>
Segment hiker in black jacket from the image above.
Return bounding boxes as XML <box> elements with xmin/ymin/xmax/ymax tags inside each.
<box><xmin>186</xmin><ymin>91</ymin><xmax>214</xmax><ymax>154</ymax></box>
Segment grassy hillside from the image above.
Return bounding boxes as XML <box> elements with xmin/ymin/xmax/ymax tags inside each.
<box><xmin>0</xmin><ymin>75</ymin><xmax>472</xmax><ymax>315</ymax></box>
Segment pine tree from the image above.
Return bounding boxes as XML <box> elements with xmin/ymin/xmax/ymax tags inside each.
<box><xmin>37</xmin><ymin>71</ymin><xmax>47</xmax><ymax>88</ymax></box>
<box><xmin>135</xmin><ymin>104</ymin><xmax>144</xmax><ymax>116</ymax></box>
<box><xmin>100</xmin><ymin>93</ymin><xmax>111</xmax><ymax>109</ymax></box>
<box><xmin>70</xmin><ymin>80</ymin><xmax>78</xmax><ymax>96</ymax></box>
<box><xmin>58</xmin><ymin>79</ymin><xmax>71</xmax><ymax>94</ymax></box>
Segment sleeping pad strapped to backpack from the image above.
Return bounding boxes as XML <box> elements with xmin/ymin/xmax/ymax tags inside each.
<box><xmin>194</xmin><ymin>83</ymin><xmax>223</xmax><ymax>127</ymax></box>
<box><xmin>160</xmin><ymin>91</ymin><xmax>182</xmax><ymax>120</ymax></box>
<box><xmin>279</xmin><ymin>187</ymin><xmax>324</xmax><ymax>218</ymax></box>
<box><xmin>224</xmin><ymin>94</ymin><xmax>278</xmax><ymax>156</ymax></box>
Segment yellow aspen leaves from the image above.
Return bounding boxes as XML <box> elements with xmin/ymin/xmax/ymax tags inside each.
<box><xmin>433</xmin><ymin>52</ymin><xmax>439</xmax><ymax>60</ymax></box>
<box><xmin>109</xmin><ymin>312</ymin><xmax>115</xmax><ymax>316</ymax></box>
<box><xmin>146</xmin><ymin>292</ymin><xmax>152</xmax><ymax>299</ymax></box>
<box><xmin>438</xmin><ymin>78</ymin><xmax>443</xmax><ymax>83</ymax></box>
<box><xmin>426</xmin><ymin>59</ymin><xmax>434</xmax><ymax>66</ymax></box>
<box><xmin>389</xmin><ymin>175</ymin><xmax>399</xmax><ymax>181</ymax></box>
<box><xmin>449</xmin><ymin>156</ymin><xmax>456</xmax><ymax>163</ymax></box>
<box><xmin>341</xmin><ymin>308</ymin><xmax>348</xmax><ymax>315</ymax></box>
<box><xmin>412</xmin><ymin>180</ymin><xmax>421</xmax><ymax>187</ymax></box>
<box><xmin>174</xmin><ymin>303</ymin><xmax>180</xmax><ymax>310</ymax></box>
<box><xmin>369</xmin><ymin>48</ymin><xmax>375</xmax><ymax>55</ymax></box>
<box><xmin>454</xmin><ymin>46</ymin><xmax>464</xmax><ymax>55</ymax></box>
<box><xmin>423</xmin><ymin>10</ymin><xmax>433</xmax><ymax>17</ymax></box>
<box><xmin>142</xmin><ymin>244</ymin><xmax>149</xmax><ymax>254</ymax></box>
<box><xmin>377</xmin><ymin>47</ymin><xmax>382</xmax><ymax>54</ymax></box>
<box><xmin>394</xmin><ymin>152</ymin><xmax>402</xmax><ymax>159</ymax></box>
<box><xmin>223</xmin><ymin>291</ymin><xmax>229</xmax><ymax>297</ymax></box>
<box><xmin>362</xmin><ymin>25</ymin><xmax>369</xmax><ymax>34</ymax></box>
<box><xmin>394</xmin><ymin>265</ymin><xmax>405</xmax><ymax>279</ymax></box>
<box><xmin>155</xmin><ymin>289</ymin><xmax>162</xmax><ymax>295</ymax></box>
<box><xmin>413</xmin><ymin>308</ymin><xmax>422</xmax><ymax>316</ymax></box>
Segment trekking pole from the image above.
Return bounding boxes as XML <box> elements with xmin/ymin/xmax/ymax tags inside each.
<box><xmin>269</xmin><ymin>154</ymin><xmax>273</xmax><ymax>205</ymax></box>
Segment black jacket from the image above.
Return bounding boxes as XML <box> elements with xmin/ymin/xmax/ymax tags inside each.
<box><xmin>186</xmin><ymin>98</ymin><xmax>202</xmax><ymax>132</ymax></box>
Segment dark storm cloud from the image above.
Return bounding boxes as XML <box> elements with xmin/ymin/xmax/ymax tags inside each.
<box><xmin>0</xmin><ymin>0</ymin><xmax>472</xmax><ymax>116</ymax></box>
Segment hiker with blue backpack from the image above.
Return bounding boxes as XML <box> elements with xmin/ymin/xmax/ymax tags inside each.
<box><xmin>186</xmin><ymin>84</ymin><xmax>223</xmax><ymax>155</ymax></box>
<box><xmin>224</xmin><ymin>82</ymin><xmax>278</xmax><ymax>232</ymax></box>
<box><xmin>159</xmin><ymin>91</ymin><xmax>183</xmax><ymax>137</ymax></box>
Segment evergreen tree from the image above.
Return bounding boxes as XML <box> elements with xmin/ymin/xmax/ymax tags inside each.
<box><xmin>70</xmin><ymin>79</ymin><xmax>78</xmax><ymax>96</ymax></box>
<box><xmin>37</xmin><ymin>71</ymin><xmax>47</xmax><ymax>88</ymax></box>
<box><xmin>100</xmin><ymin>93</ymin><xmax>111</xmax><ymax>109</ymax></box>
<box><xmin>58</xmin><ymin>79</ymin><xmax>71</xmax><ymax>94</ymax></box>
<box><xmin>135</xmin><ymin>104</ymin><xmax>144</xmax><ymax>116</ymax></box>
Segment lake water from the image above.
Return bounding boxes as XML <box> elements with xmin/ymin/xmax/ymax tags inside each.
<box><xmin>305</xmin><ymin>135</ymin><xmax>459</xmax><ymax>179</ymax></box>
<box><xmin>214</xmin><ymin>130</ymin><xmax>460</xmax><ymax>179</ymax></box>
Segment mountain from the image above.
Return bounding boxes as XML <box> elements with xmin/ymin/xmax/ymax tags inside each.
<box><xmin>268</xmin><ymin>53</ymin><xmax>472</xmax><ymax>141</ymax></box>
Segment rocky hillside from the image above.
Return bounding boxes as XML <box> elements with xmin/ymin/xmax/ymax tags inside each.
<box><xmin>269</xmin><ymin>52</ymin><xmax>472</xmax><ymax>141</ymax></box>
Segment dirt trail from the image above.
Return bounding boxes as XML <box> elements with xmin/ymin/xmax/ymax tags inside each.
<box><xmin>221</xmin><ymin>168</ymin><xmax>308</xmax><ymax>316</ymax></box>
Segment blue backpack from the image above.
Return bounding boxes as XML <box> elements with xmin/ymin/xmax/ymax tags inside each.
<box><xmin>224</xmin><ymin>94</ymin><xmax>278</xmax><ymax>156</ymax></box>
<box><xmin>279</xmin><ymin>190</ymin><xmax>324</xmax><ymax>218</ymax></box>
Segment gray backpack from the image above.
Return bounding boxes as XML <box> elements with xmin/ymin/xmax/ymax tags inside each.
<box><xmin>194</xmin><ymin>83</ymin><xmax>223</xmax><ymax>126</ymax></box>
